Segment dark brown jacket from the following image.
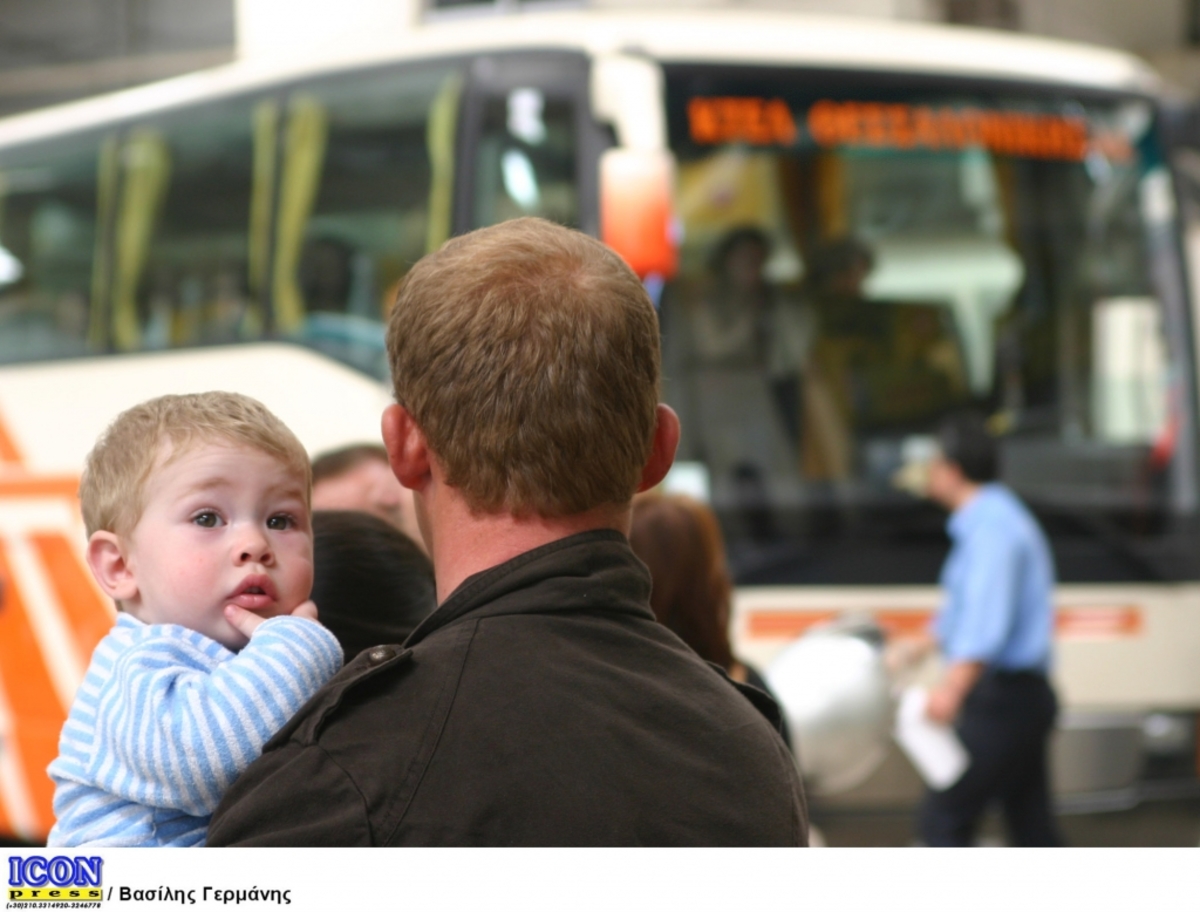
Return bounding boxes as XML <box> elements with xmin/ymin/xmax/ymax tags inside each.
<box><xmin>207</xmin><ymin>530</ymin><xmax>807</xmax><ymax>846</ymax></box>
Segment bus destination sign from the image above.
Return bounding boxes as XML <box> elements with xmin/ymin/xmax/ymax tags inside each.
<box><xmin>688</xmin><ymin>96</ymin><xmax>1105</xmax><ymax>162</ymax></box>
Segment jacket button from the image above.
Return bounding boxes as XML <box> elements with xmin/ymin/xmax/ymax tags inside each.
<box><xmin>367</xmin><ymin>646</ymin><xmax>395</xmax><ymax>665</ymax></box>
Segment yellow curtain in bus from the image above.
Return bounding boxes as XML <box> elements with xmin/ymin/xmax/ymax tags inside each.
<box><xmin>88</xmin><ymin>135</ymin><xmax>120</xmax><ymax>350</ymax></box>
<box><xmin>248</xmin><ymin>100</ymin><xmax>279</xmax><ymax>331</ymax></box>
<box><xmin>111</xmin><ymin>129</ymin><xmax>171</xmax><ymax>352</ymax></box>
<box><xmin>425</xmin><ymin>72</ymin><xmax>463</xmax><ymax>255</ymax></box>
<box><xmin>271</xmin><ymin>95</ymin><xmax>327</xmax><ymax>334</ymax></box>
<box><xmin>815</xmin><ymin>152</ymin><xmax>847</xmax><ymax>242</ymax></box>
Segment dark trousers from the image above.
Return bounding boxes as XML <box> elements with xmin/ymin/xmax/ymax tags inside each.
<box><xmin>918</xmin><ymin>671</ymin><xmax>1063</xmax><ymax>847</ymax></box>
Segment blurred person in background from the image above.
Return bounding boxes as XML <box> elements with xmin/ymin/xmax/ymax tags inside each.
<box><xmin>311</xmin><ymin>510</ymin><xmax>436</xmax><ymax>662</ymax></box>
<box><xmin>892</xmin><ymin>411</ymin><xmax>1062</xmax><ymax>847</ymax></box>
<box><xmin>669</xmin><ymin>226</ymin><xmax>795</xmax><ymax>543</ymax></box>
<box><xmin>311</xmin><ymin>443</ymin><xmax>425</xmax><ymax>550</ymax></box>
<box><xmin>789</xmin><ymin>236</ymin><xmax>876</xmax><ymax>483</ymax></box>
<box><xmin>695</xmin><ymin>226</ymin><xmax>774</xmax><ymax>368</ymax></box>
<box><xmin>629</xmin><ymin>492</ymin><xmax>792</xmax><ymax>750</ymax></box>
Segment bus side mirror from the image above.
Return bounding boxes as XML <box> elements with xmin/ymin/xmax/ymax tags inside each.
<box><xmin>600</xmin><ymin>147</ymin><xmax>679</xmax><ymax>281</ymax></box>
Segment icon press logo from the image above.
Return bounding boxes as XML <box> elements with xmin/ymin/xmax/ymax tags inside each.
<box><xmin>8</xmin><ymin>856</ymin><xmax>103</xmax><ymax>903</ymax></box>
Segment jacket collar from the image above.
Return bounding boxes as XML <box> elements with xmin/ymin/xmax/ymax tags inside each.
<box><xmin>403</xmin><ymin>529</ymin><xmax>654</xmax><ymax>647</ymax></box>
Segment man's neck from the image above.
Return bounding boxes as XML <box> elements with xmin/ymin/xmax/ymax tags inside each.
<box><xmin>950</xmin><ymin>480</ymin><xmax>984</xmax><ymax>513</ymax></box>
<box><xmin>424</xmin><ymin>493</ymin><xmax>628</xmax><ymax>603</ymax></box>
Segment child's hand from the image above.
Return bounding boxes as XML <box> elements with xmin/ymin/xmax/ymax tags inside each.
<box><xmin>289</xmin><ymin>600</ymin><xmax>320</xmax><ymax>623</ymax></box>
<box><xmin>225</xmin><ymin>600</ymin><xmax>321</xmax><ymax>641</ymax></box>
<box><xmin>224</xmin><ymin>603</ymin><xmax>266</xmax><ymax>640</ymax></box>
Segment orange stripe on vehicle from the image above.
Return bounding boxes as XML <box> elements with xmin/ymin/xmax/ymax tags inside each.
<box><xmin>744</xmin><ymin>611</ymin><xmax>838</xmax><ymax>638</ymax></box>
<box><xmin>1056</xmin><ymin>606</ymin><xmax>1142</xmax><ymax>639</ymax></box>
<box><xmin>0</xmin><ymin>476</ymin><xmax>80</xmax><ymax>499</ymax></box>
<box><xmin>744</xmin><ymin>606</ymin><xmax>1143</xmax><ymax>641</ymax></box>
<box><xmin>745</xmin><ymin>609</ymin><xmax>936</xmax><ymax>639</ymax></box>
<box><xmin>31</xmin><ymin>533</ymin><xmax>114</xmax><ymax>664</ymax></box>
<box><xmin>0</xmin><ymin>409</ymin><xmax>23</xmax><ymax>465</ymax></box>
<box><xmin>873</xmin><ymin>610</ymin><xmax>936</xmax><ymax>637</ymax></box>
<box><xmin>0</xmin><ymin>539</ymin><xmax>64</xmax><ymax>839</ymax></box>
<box><xmin>0</xmin><ymin>746</ymin><xmax>14</xmax><ymax>839</ymax></box>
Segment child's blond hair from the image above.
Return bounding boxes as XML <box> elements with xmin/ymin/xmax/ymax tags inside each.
<box><xmin>80</xmin><ymin>391</ymin><xmax>311</xmax><ymax>539</ymax></box>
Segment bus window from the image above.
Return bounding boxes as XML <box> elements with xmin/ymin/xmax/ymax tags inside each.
<box><xmin>131</xmin><ymin>99</ymin><xmax>259</xmax><ymax>355</ymax></box>
<box><xmin>471</xmin><ymin>87</ymin><xmax>579</xmax><ymax>229</ymax></box>
<box><xmin>0</xmin><ymin>132</ymin><xmax>100</xmax><ymax>364</ymax></box>
<box><xmin>288</xmin><ymin>63</ymin><xmax>464</xmax><ymax>378</ymax></box>
<box><xmin>459</xmin><ymin>53</ymin><xmax>594</xmax><ymax>235</ymax></box>
<box><xmin>663</xmin><ymin>67</ymin><xmax>1197</xmax><ymax>585</ymax></box>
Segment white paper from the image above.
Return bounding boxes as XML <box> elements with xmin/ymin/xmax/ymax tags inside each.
<box><xmin>893</xmin><ymin>686</ymin><xmax>970</xmax><ymax>790</ymax></box>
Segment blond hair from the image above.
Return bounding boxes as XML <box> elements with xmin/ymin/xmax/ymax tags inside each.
<box><xmin>386</xmin><ymin>217</ymin><xmax>660</xmax><ymax>517</ymax></box>
<box><xmin>80</xmin><ymin>391</ymin><xmax>311</xmax><ymax>538</ymax></box>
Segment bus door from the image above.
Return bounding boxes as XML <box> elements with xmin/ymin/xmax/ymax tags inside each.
<box><xmin>455</xmin><ymin>52</ymin><xmax>605</xmax><ymax>239</ymax></box>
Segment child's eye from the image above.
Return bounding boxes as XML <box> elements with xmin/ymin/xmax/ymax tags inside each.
<box><xmin>266</xmin><ymin>514</ymin><xmax>294</xmax><ymax>531</ymax></box>
<box><xmin>192</xmin><ymin>512</ymin><xmax>221</xmax><ymax>528</ymax></box>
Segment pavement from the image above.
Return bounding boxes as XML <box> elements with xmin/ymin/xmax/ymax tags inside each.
<box><xmin>811</xmin><ymin>797</ymin><xmax>1200</xmax><ymax>846</ymax></box>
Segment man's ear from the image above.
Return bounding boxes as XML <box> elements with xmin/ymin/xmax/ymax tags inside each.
<box><xmin>381</xmin><ymin>403</ymin><xmax>433</xmax><ymax>491</ymax></box>
<box><xmin>637</xmin><ymin>404</ymin><xmax>681</xmax><ymax>493</ymax></box>
<box><xmin>86</xmin><ymin>531</ymin><xmax>138</xmax><ymax>603</ymax></box>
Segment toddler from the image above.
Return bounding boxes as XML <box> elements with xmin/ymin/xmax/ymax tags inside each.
<box><xmin>47</xmin><ymin>391</ymin><xmax>342</xmax><ymax>846</ymax></box>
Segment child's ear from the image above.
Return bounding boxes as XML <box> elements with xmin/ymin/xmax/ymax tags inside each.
<box><xmin>86</xmin><ymin>531</ymin><xmax>138</xmax><ymax>603</ymax></box>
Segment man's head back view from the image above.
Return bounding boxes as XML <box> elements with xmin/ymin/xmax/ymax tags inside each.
<box><xmin>382</xmin><ymin>217</ymin><xmax>679</xmax><ymax>596</ymax></box>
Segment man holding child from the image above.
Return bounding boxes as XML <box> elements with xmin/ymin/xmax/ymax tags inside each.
<box><xmin>207</xmin><ymin>218</ymin><xmax>807</xmax><ymax>846</ymax></box>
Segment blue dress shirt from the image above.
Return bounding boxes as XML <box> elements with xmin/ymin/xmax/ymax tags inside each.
<box><xmin>934</xmin><ymin>483</ymin><xmax>1055</xmax><ymax>673</ymax></box>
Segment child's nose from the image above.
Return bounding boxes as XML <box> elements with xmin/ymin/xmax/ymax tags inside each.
<box><xmin>235</xmin><ymin>528</ymin><xmax>274</xmax><ymax>565</ymax></box>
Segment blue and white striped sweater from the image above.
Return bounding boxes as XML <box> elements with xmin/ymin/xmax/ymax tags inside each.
<box><xmin>47</xmin><ymin>613</ymin><xmax>342</xmax><ymax>847</ymax></box>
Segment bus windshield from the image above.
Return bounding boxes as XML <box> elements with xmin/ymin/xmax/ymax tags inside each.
<box><xmin>661</xmin><ymin>65</ymin><xmax>1200</xmax><ymax>584</ymax></box>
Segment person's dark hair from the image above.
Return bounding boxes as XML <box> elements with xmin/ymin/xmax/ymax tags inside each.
<box><xmin>312</xmin><ymin>510</ymin><xmax>435</xmax><ymax>661</ymax></box>
<box><xmin>707</xmin><ymin>225</ymin><xmax>771</xmax><ymax>276</ymax></box>
<box><xmin>937</xmin><ymin>410</ymin><xmax>998</xmax><ymax>483</ymax></box>
<box><xmin>300</xmin><ymin>237</ymin><xmax>355</xmax><ymax>312</ymax></box>
<box><xmin>311</xmin><ymin>444</ymin><xmax>389</xmax><ymax>485</ymax></box>
<box><xmin>804</xmin><ymin>236</ymin><xmax>873</xmax><ymax>289</ymax></box>
<box><xmin>628</xmin><ymin>494</ymin><xmax>735</xmax><ymax>671</ymax></box>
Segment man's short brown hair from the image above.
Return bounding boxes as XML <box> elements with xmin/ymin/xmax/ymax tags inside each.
<box><xmin>80</xmin><ymin>391</ymin><xmax>311</xmax><ymax>539</ymax></box>
<box><xmin>386</xmin><ymin>218</ymin><xmax>660</xmax><ymax>517</ymax></box>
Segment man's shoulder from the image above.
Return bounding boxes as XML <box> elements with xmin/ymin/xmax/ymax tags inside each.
<box><xmin>265</xmin><ymin>597</ymin><xmax>765</xmax><ymax>761</ymax></box>
<box><xmin>210</xmin><ymin>602</ymin><xmax>806</xmax><ymax>845</ymax></box>
<box><xmin>270</xmin><ymin>599</ymin><xmax>645</xmax><ymax>748</ymax></box>
<box><xmin>256</xmin><ymin>608</ymin><xmax>480</xmax><ymax>754</ymax></box>
<box><xmin>973</xmin><ymin>485</ymin><xmax>1045</xmax><ymax>542</ymax></box>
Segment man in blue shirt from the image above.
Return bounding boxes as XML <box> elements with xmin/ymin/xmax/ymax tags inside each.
<box><xmin>917</xmin><ymin>411</ymin><xmax>1062</xmax><ymax>846</ymax></box>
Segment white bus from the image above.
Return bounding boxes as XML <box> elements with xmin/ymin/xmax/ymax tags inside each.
<box><xmin>0</xmin><ymin>9</ymin><xmax>1196</xmax><ymax>842</ymax></box>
